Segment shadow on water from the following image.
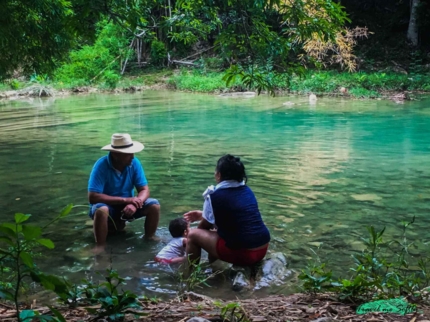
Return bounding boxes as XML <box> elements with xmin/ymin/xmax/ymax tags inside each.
<box><xmin>1</xmin><ymin>91</ymin><xmax>430</xmax><ymax>300</ymax></box>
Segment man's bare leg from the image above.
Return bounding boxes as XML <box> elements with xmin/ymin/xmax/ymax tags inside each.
<box><xmin>143</xmin><ymin>204</ymin><xmax>160</xmax><ymax>241</ymax></box>
<box><xmin>93</xmin><ymin>207</ymin><xmax>109</xmax><ymax>254</ymax></box>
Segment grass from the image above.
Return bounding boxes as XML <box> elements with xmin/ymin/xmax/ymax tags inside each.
<box><xmin>287</xmin><ymin>71</ymin><xmax>430</xmax><ymax>97</ymax></box>
<box><xmin>167</xmin><ymin>70</ymin><xmax>234</xmax><ymax>92</ymax></box>
<box><xmin>2</xmin><ymin>68</ymin><xmax>430</xmax><ymax>99</ymax></box>
<box><xmin>165</xmin><ymin>69</ymin><xmax>430</xmax><ymax>98</ymax></box>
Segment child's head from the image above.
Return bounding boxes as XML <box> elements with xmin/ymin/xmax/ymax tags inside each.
<box><xmin>169</xmin><ymin>218</ymin><xmax>189</xmax><ymax>238</ymax></box>
<box><xmin>215</xmin><ymin>154</ymin><xmax>247</xmax><ymax>183</ymax></box>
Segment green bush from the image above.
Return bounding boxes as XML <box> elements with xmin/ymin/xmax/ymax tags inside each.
<box><xmin>150</xmin><ymin>40</ymin><xmax>167</xmax><ymax>66</ymax></box>
<box><xmin>103</xmin><ymin>70</ymin><xmax>120</xmax><ymax>89</ymax></box>
<box><xmin>55</xmin><ymin>45</ymin><xmax>116</xmax><ymax>84</ymax></box>
<box><xmin>349</xmin><ymin>87</ymin><xmax>380</xmax><ymax>98</ymax></box>
<box><xmin>9</xmin><ymin>79</ymin><xmax>21</xmax><ymax>90</ymax></box>
<box><xmin>54</xmin><ymin>22</ymin><xmax>131</xmax><ymax>85</ymax></box>
<box><xmin>169</xmin><ymin>70</ymin><xmax>236</xmax><ymax>92</ymax></box>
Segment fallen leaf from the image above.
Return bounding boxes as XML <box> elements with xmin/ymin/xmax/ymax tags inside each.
<box><xmin>250</xmin><ymin>316</ymin><xmax>267</xmax><ymax>322</ymax></box>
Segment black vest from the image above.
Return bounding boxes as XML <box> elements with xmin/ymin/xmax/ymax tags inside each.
<box><xmin>210</xmin><ymin>185</ymin><xmax>270</xmax><ymax>249</ymax></box>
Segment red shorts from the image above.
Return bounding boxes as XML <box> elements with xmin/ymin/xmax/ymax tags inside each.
<box><xmin>216</xmin><ymin>237</ymin><xmax>268</xmax><ymax>266</ymax></box>
<box><xmin>154</xmin><ymin>257</ymin><xmax>174</xmax><ymax>264</ymax></box>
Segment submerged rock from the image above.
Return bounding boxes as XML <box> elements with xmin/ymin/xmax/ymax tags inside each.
<box><xmin>219</xmin><ymin>91</ymin><xmax>256</xmax><ymax>97</ymax></box>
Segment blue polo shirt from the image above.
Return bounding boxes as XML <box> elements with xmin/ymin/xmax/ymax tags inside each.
<box><xmin>88</xmin><ymin>153</ymin><xmax>148</xmax><ymax>199</ymax></box>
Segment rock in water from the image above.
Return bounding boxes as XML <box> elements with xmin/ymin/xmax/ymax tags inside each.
<box><xmin>309</xmin><ymin>94</ymin><xmax>317</xmax><ymax>102</ymax></box>
<box><xmin>230</xmin><ymin>265</ymin><xmax>253</xmax><ymax>292</ymax></box>
<box><xmin>230</xmin><ymin>252</ymin><xmax>291</xmax><ymax>291</ymax></box>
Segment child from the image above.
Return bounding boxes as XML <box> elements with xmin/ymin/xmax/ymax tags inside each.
<box><xmin>155</xmin><ymin>218</ymin><xmax>189</xmax><ymax>264</ymax></box>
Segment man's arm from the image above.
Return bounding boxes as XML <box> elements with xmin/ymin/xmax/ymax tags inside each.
<box><xmin>136</xmin><ymin>185</ymin><xmax>150</xmax><ymax>204</ymax></box>
<box><xmin>120</xmin><ymin>185</ymin><xmax>149</xmax><ymax>217</ymax></box>
<box><xmin>88</xmin><ymin>192</ymin><xmax>142</xmax><ymax>209</ymax></box>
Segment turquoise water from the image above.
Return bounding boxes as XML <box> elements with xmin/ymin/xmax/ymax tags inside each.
<box><xmin>1</xmin><ymin>91</ymin><xmax>430</xmax><ymax>299</ymax></box>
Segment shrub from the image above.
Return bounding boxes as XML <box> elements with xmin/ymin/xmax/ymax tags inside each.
<box><xmin>55</xmin><ymin>22</ymin><xmax>131</xmax><ymax>84</ymax></box>
<box><xmin>9</xmin><ymin>79</ymin><xmax>21</xmax><ymax>90</ymax></box>
<box><xmin>150</xmin><ymin>40</ymin><xmax>167</xmax><ymax>66</ymax></box>
<box><xmin>349</xmin><ymin>87</ymin><xmax>380</xmax><ymax>98</ymax></box>
<box><xmin>103</xmin><ymin>70</ymin><xmax>120</xmax><ymax>89</ymax></box>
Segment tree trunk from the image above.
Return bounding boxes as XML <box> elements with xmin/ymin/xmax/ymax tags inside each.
<box><xmin>407</xmin><ymin>0</ymin><xmax>420</xmax><ymax>47</ymax></box>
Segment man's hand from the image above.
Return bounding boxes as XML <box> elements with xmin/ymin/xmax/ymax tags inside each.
<box><xmin>126</xmin><ymin>197</ymin><xmax>143</xmax><ymax>209</ymax></box>
<box><xmin>122</xmin><ymin>204</ymin><xmax>137</xmax><ymax>218</ymax></box>
<box><xmin>183</xmin><ymin>210</ymin><xmax>203</xmax><ymax>223</ymax></box>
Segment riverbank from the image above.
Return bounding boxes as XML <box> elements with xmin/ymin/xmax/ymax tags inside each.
<box><xmin>1</xmin><ymin>69</ymin><xmax>429</xmax><ymax>101</ymax></box>
<box><xmin>1</xmin><ymin>292</ymin><xmax>430</xmax><ymax>322</ymax></box>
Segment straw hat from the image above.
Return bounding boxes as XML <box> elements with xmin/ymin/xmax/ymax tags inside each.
<box><xmin>101</xmin><ymin>133</ymin><xmax>144</xmax><ymax>154</ymax></box>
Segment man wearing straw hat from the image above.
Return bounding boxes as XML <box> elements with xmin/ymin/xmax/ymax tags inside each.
<box><xmin>88</xmin><ymin>133</ymin><xmax>160</xmax><ymax>253</ymax></box>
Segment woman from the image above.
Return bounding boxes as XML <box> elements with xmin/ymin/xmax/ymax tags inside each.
<box><xmin>184</xmin><ymin>154</ymin><xmax>270</xmax><ymax>266</ymax></box>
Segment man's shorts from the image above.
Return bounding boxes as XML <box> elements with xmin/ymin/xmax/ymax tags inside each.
<box><xmin>88</xmin><ymin>198</ymin><xmax>160</xmax><ymax>221</ymax></box>
<box><xmin>216</xmin><ymin>237</ymin><xmax>268</xmax><ymax>266</ymax></box>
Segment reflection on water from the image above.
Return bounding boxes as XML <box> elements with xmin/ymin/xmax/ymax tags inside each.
<box><xmin>1</xmin><ymin>91</ymin><xmax>430</xmax><ymax>300</ymax></box>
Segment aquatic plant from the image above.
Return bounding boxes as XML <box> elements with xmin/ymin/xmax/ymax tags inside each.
<box><xmin>174</xmin><ymin>257</ymin><xmax>222</xmax><ymax>295</ymax></box>
<box><xmin>299</xmin><ymin>217</ymin><xmax>430</xmax><ymax>303</ymax></box>
<box><xmin>82</xmin><ymin>268</ymin><xmax>145</xmax><ymax>321</ymax></box>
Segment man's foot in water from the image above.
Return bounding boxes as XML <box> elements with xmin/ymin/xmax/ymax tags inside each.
<box><xmin>92</xmin><ymin>245</ymin><xmax>106</xmax><ymax>255</ymax></box>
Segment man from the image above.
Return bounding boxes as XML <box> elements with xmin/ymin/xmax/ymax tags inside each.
<box><xmin>88</xmin><ymin>133</ymin><xmax>160</xmax><ymax>253</ymax></box>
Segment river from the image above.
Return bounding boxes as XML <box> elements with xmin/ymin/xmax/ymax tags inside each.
<box><xmin>1</xmin><ymin>91</ymin><xmax>429</xmax><ymax>300</ymax></box>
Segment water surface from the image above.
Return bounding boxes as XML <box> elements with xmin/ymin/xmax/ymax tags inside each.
<box><xmin>1</xmin><ymin>91</ymin><xmax>429</xmax><ymax>299</ymax></box>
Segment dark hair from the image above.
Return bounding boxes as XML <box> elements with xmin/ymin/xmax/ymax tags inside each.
<box><xmin>216</xmin><ymin>154</ymin><xmax>247</xmax><ymax>183</ymax></box>
<box><xmin>169</xmin><ymin>218</ymin><xmax>188</xmax><ymax>238</ymax></box>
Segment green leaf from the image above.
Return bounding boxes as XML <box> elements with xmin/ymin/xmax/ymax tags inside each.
<box><xmin>0</xmin><ymin>288</ymin><xmax>14</xmax><ymax>301</ymax></box>
<box><xmin>85</xmin><ymin>307</ymin><xmax>98</xmax><ymax>314</ymax></box>
<box><xmin>19</xmin><ymin>310</ymin><xmax>36</xmax><ymax>321</ymax></box>
<box><xmin>0</xmin><ymin>248</ymin><xmax>11</xmax><ymax>256</ymax></box>
<box><xmin>0</xmin><ymin>223</ymin><xmax>17</xmax><ymax>235</ymax></box>
<box><xmin>20</xmin><ymin>251</ymin><xmax>34</xmax><ymax>268</ymax></box>
<box><xmin>22</xmin><ymin>225</ymin><xmax>42</xmax><ymax>240</ymax></box>
<box><xmin>15</xmin><ymin>213</ymin><xmax>31</xmax><ymax>224</ymax></box>
<box><xmin>37</xmin><ymin>238</ymin><xmax>55</xmax><ymax>249</ymax></box>
<box><xmin>0</xmin><ymin>236</ymin><xmax>14</xmax><ymax>246</ymax></box>
<box><xmin>59</xmin><ymin>204</ymin><xmax>73</xmax><ymax>218</ymax></box>
<box><xmin>48</xmin><ymin>306</ymin><xmax>67</xmax><ymax>322</ymax></box>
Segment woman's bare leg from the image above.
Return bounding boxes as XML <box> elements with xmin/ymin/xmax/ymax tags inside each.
<box><xmin>186</xmin><ymin>229</ymin><xmax>219</xmax><ymax>265</ymax></box>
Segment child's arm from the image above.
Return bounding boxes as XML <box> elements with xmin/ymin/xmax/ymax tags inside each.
<box><xmin>183</xmin><ymin>210</ymin><xmax>203</xmax><ymax>222</ymax></box>
<box><xmin>169</xmin><ymin>256</ymin><xmax>186</xmax><ymax>264</ymax></box>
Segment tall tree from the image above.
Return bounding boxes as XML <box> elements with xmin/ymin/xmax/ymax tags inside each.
<box><xmin>407</xmin><ymin>0</ymin><xmax>420</xmax><ymax>47</ymax></box>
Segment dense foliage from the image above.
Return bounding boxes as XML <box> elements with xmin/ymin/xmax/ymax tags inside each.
<box><xmin>1</xmin><ymin>0</ymin><xmax>429</xmax><ymax>92</ymax></box>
